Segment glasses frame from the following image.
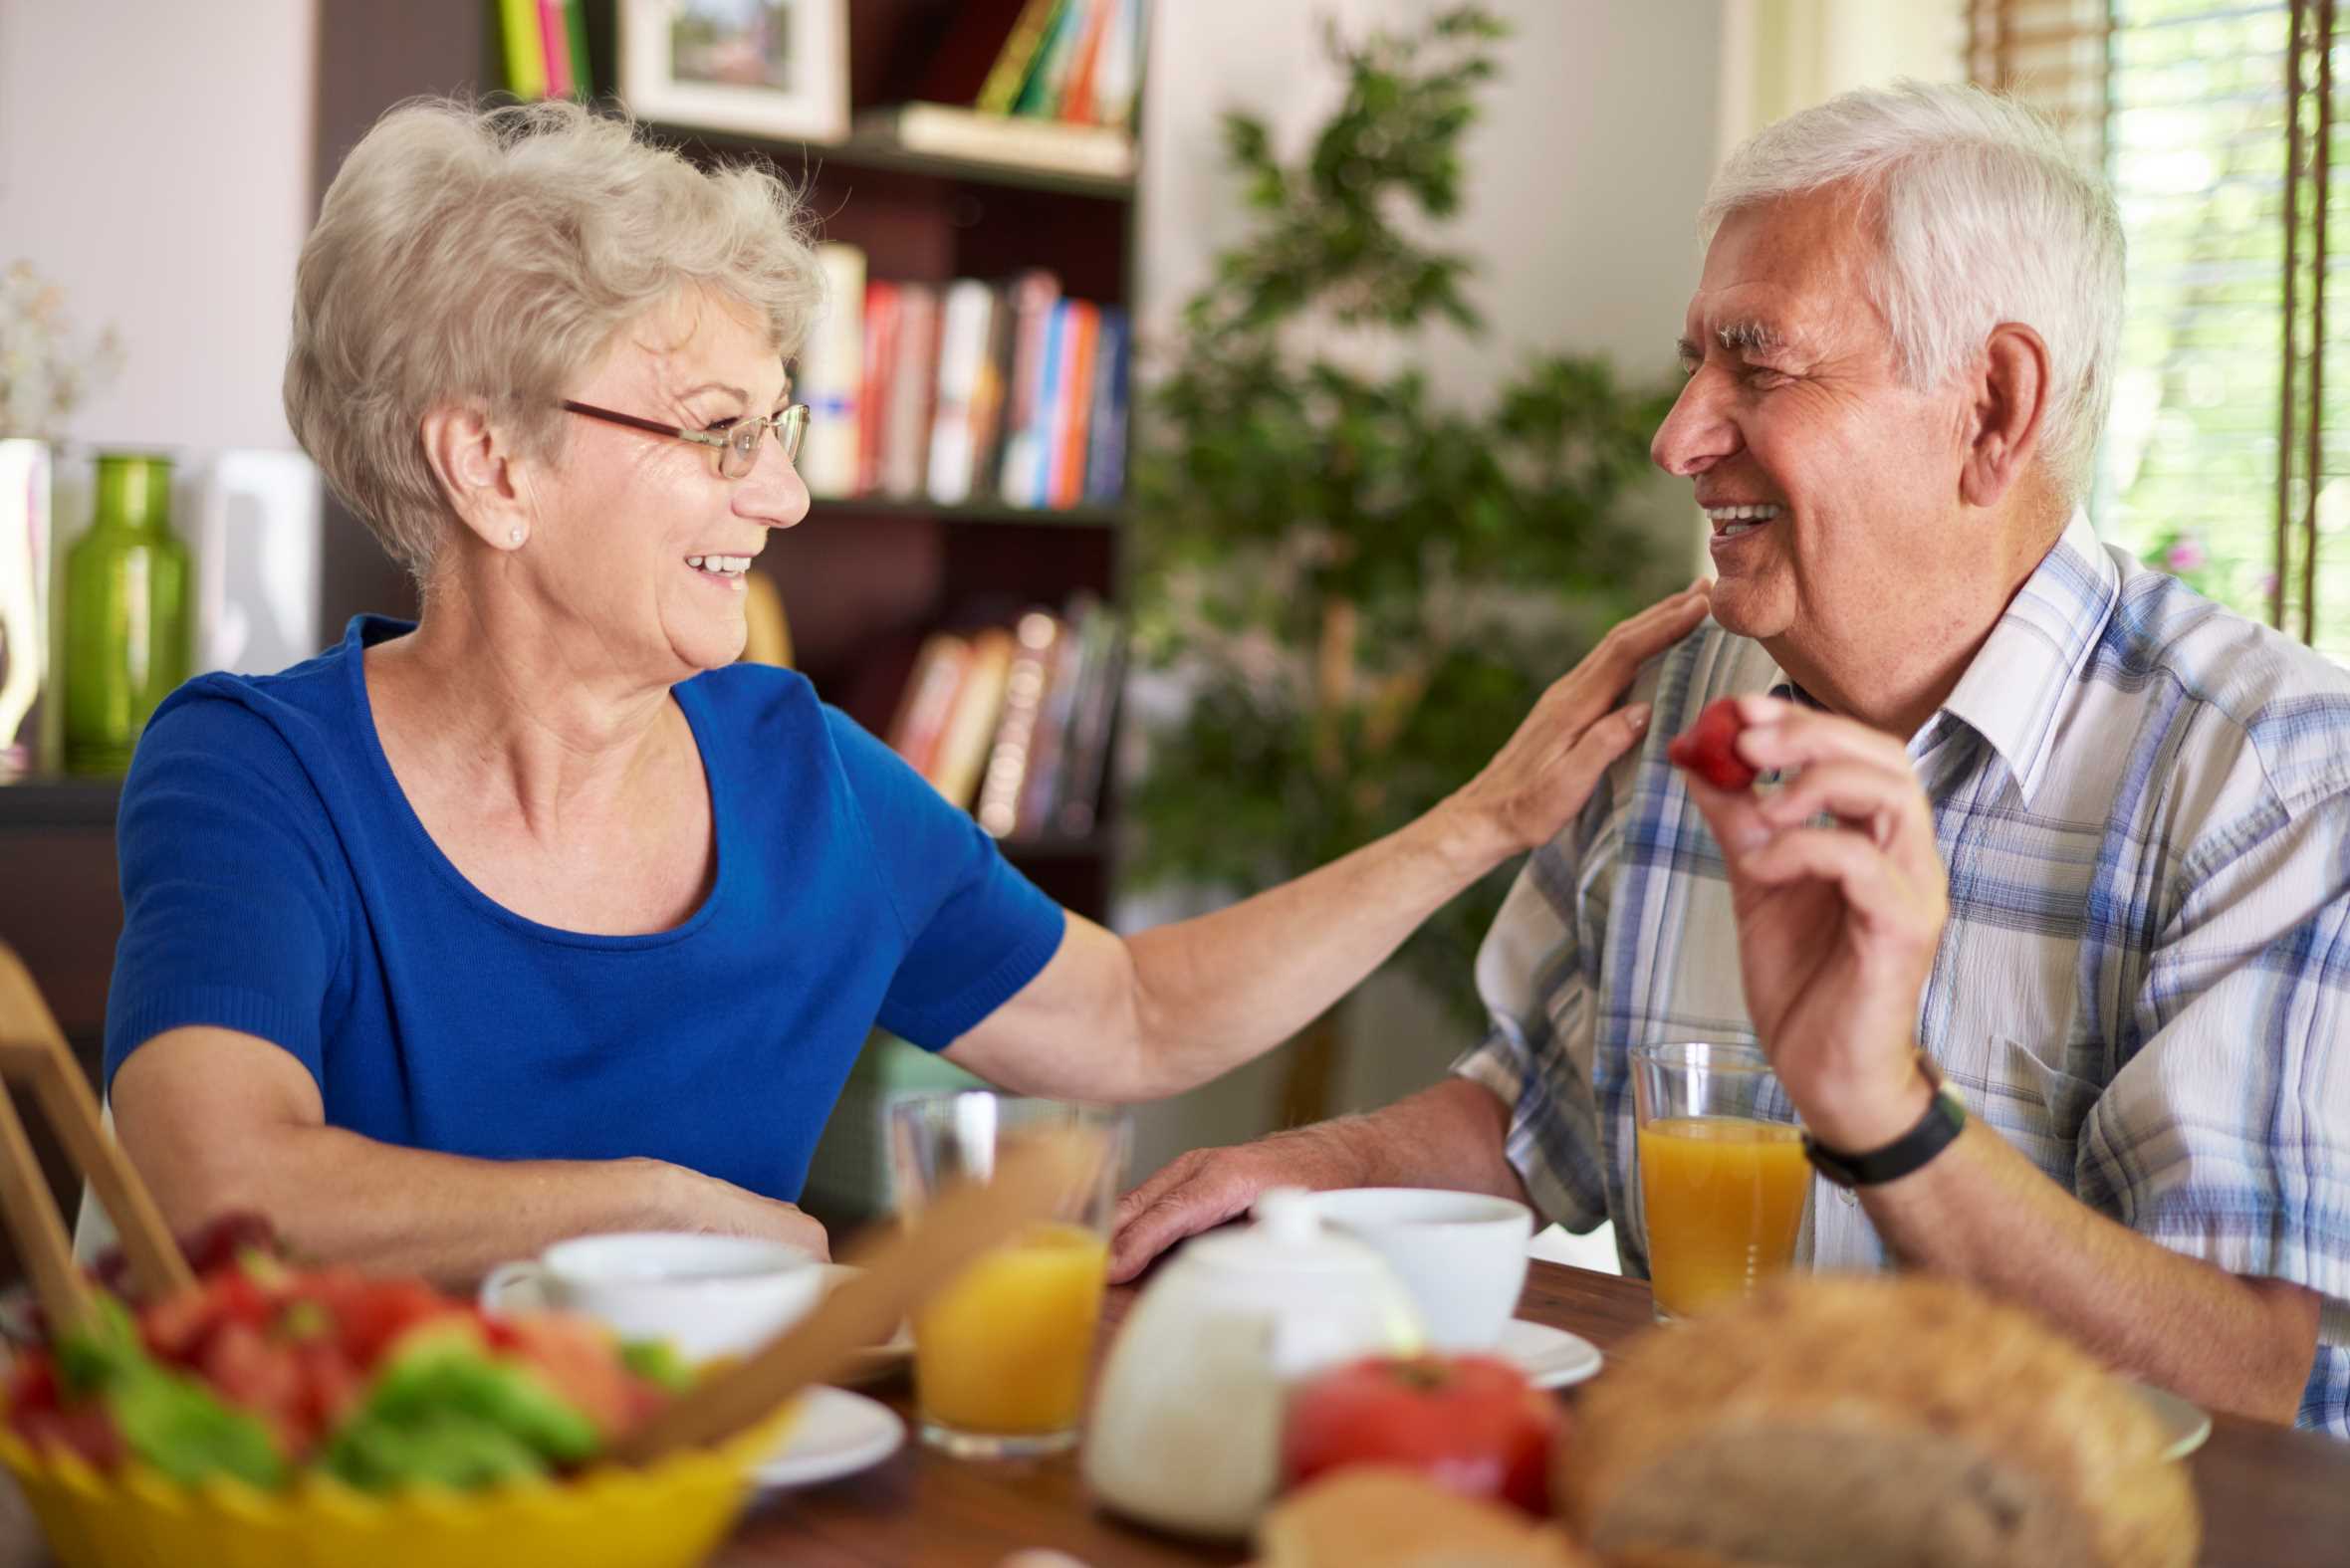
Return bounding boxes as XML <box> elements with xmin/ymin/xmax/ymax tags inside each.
<box><xmin>560</xmin><ymin>398</ymin><xmax>809</xmax><ymax>478</ymax></box>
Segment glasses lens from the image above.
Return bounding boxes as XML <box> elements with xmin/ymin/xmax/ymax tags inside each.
<box><xmin>722</xmin><ymin>422</ymin><xmax>761</xmax><ymax>480</ymax></box>
<box><xmin>780</xmin><ymin>405</ymin><xmax>809</xmax><ymax>466</ymax></box>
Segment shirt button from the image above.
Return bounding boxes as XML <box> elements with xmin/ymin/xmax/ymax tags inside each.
<box><xmin>1840</xmin><ymin>1187</ymin><xmax>1857</xmax><ymax>1206</ymax></box>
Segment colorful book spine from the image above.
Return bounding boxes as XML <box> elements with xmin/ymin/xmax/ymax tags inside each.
<box><xmin>886</xmin><ymin>632</ymin><xmax>973</xmax><ymax>778</ymax></box>
<box><xmin>797</xmin><ymin>244</ymin><xmax>866</xmax><ymax>499</ymax></box>
<box><xmin>537</xmin><ymin>0</ymin><xmax>574</xmax><ymax>97</ymax></box>
<box><xmin>1018</xmin><ymin>591</ymin><xmax>1098</xmax><ymax>833</ymax></box>
<box><xmin>1053</xmin><ymin>606</ymin><xmax>1125</xmax><ymax>837</ymax></box>
<box><xmin>857</xmin><ymin>282</ymin><xmax>902</xmax><ymax>498</ymax></box>
<box><xmin>930</xmin><ymin>627</ymin><xmax>1017</xmax><ymax>809</ymax></box>
<box><xmin>927</xmin><ymin>281</ymin><xmax>997</xmax><ymax>506</ymax></box>
<box><xmin>882</xmin><ymin>283</ymin><xmax>941</xmax><ymax>500</ymax></box>
<box><xmin>976</xmin><ymin>610</ymin><xmax>1062</xmax><ymax>837</ymax></box>
<box><xmin>977</xmin><ymin>0</ymin><xmax>1068</xmax><ymax>115</ymax></box>
<box><xmin>1023</xmin><ymin>302</ymin><xmax>1070</xmax><ymax>507</ymax></box>
<box><xmin>499</xmin><ymin>0</ymin><xmax>547</xmax><ymax>101</ymax></box>
<box><xmin>1050</xmin><ymin>301</ymin><xmax>1099</xmax><ymax>509</ymax></box>
<box><xmin>1084</xmin><ymin>307</ymin><xmax>1129</xmax><ymax>503</ymax></box>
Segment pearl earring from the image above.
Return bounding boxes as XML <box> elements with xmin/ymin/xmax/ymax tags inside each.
<box><xmin>508</xmin><ymin>526</ymin><xmax>526</xmax><ymax>547</ymax></box>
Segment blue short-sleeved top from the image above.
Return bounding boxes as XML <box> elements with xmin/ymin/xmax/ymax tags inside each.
<box><xmin>102</xmin><ymin>615</ymin><xmax>1066</xmax><ymax>1203</ymax></box>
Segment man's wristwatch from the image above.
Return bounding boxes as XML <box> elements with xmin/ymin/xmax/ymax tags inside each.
<box><xmin>1801</xmin><ymin>1054</ymin><xmax>1967</xmax><ymax>1189</ymax></box>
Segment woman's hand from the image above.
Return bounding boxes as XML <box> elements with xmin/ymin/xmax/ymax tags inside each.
<box><xmin>1442</xmin><ymin>583</ymin><xmax>1713</xmax><ymax>862</ymax></box>
<box><xmin>1680</xmin><ymin>697</ymin><xmax>1949</xmax><ymax>1151</ymax></box>
<box><xmin>657</xmin><ymin>1160</ymin><xmax>832</xmax><ymax>1261</ymax></box>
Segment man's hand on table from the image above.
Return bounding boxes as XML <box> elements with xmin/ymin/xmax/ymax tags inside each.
<box><xmin>1682</xmin><ymin>697</ymin><xmax>1948</xmax><ymax>1151</ymax></box>
<box><xmin>660</xmin><ymin>1160</ymin><xmax>832</xmax><ymax>1261</ymax></box>
<box><xmin>1107</xmin><ymin>1123</ymin><xmax>1366</xmax><ymax>1282</ymax></box>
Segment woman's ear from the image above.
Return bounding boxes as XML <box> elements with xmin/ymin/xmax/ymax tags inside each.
<box><xmin>1959</xmin><ymin>323</ymin><xmax>2052</xmax><ymax>510</ymax></box>
<box><xmin>420</xmin><ymin>402</ymin><xmax>532</xmax><ymax>550</ymax></box>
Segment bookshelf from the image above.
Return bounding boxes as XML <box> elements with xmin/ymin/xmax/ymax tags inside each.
<box><xmin>310</xmin><ymin>0</ymin><xmax>1139</xmax><ymax>920</ymax></box>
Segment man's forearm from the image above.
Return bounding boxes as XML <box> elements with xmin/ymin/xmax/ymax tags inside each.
<box><xmin>1119</xmin><ymin>804</ymin><xmax>1508</xmax><ymax>1098</ymax></box>
<box><xmin>1861</xmin><ymin>1121</ymin><xmax>2320</xmax><ymax>1423</ymax></box>
<box><xmin>1322</xmin><ymin>1077</ymin><xmax>1532</xmax><ymax>1203</ymax></box>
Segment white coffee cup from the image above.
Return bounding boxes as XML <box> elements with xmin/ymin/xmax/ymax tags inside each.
<box><xmin>479</xmin><ymin>1232</ymin><xmax>824</xmax><ymax>1365</ymax></box>
<box><xmin>1301</xmin><ymin>1189</ymin><xmax>1533</xmax><ymax>1351</ymax></box>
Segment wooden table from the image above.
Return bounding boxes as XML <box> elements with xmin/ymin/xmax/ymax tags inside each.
<box><xmin>0</xmin><ymin>1261</ymin><xmax>2338</xmax><ymax>1565</ymax></box>
<box><xmin>711</xmin><ymin>1260</ymin><xmax>2350</xmax><ymax>1567</ymax></box>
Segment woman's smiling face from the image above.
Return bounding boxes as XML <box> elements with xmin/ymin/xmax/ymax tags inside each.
<box><xmin>525</xmin><ymin>289</ymin><xmax>809</xmax><ymax>679</ymax></box>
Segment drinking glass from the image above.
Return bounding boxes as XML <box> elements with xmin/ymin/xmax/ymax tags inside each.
<box><xmin>1630</xmin><ymin>1040</ymin><xmax>1811</xmax><ymax>1320</ymax></box>
<box><xmin>886</xmin><ymin>1090</ymin><xmax>1129</xmax><ymax>1457</ymax></box>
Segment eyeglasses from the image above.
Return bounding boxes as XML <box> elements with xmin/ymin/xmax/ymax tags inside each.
<box><xmin>560</xmin><ymin>398</ymin><xmax>810</xmax><ymax>479</ymax></box>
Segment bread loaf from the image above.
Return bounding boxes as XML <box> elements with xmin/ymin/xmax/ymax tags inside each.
<box><xmin>1258</xmin><ymin>1467</ymin><xmax>1596</xmax><ymax>1567</ymax></box>
<box><xmin>1558</xmin><ymin>1274</ymin><xmax>2199</xmax><ymax>1568</ymax></box>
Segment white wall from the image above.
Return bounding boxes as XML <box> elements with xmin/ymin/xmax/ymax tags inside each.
<box><xmin>1125</xmin><ymin>1</ymin><xmax>1726</xmax><ymax>1202</ymax></box>
<box><xmin>0</xmin><ymin>0</ymin><xmax>315</xmax><ymax>452</ymax></box>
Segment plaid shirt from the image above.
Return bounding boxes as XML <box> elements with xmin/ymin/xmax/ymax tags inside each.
<box><xmin>1454</xmin><ymin>513</ymin><xmax>2350</xmax><ymax>1436</ymax></box>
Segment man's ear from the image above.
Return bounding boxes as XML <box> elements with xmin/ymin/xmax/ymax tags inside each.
<box><xmin>1960</xmin><ymin>323</ymin><xmax>2052</xmax><ymax>510</ymax></box>
<box><xmin>420</xmin><ymin>402</ymin><xmax>530</xmax><ymax>550</ymax></box>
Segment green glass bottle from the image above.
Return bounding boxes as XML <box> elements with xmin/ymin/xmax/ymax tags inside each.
<box><xmin>63</xmin><ymin>453</ymin><xmax>190</xmax><ymax>775</ymax></box>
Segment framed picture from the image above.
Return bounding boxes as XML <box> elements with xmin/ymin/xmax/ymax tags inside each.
<box><xmin>620</xmin><ymin>0</ymin><xmax>849</xmax><ymax>145</ymax></box>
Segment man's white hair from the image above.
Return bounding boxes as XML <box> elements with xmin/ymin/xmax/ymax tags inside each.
<box><xmin>1700</xmin><ymin>81</ymin><xmax>2123</xmax><ymax>496</ymax></box>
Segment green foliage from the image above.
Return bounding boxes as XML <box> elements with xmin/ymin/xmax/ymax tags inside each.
<box><xmin>1123</xmin><ymin>6</ymin><xmax>1677</xmax><ymax>1032</ymax></box>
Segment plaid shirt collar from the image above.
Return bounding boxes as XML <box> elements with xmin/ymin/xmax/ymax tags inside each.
<box><xmin>1765</xmin><ymin>511</ymin><xmax>2119</xmax><ymax>807</ymax></box>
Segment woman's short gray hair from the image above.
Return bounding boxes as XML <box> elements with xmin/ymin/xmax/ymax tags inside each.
<box><xmin>285</xmin><ymin>97</ymin><xmax>822</xmax><ymax>582</ymax></box>
<box><xmin>1700</xmin><ymin>81</ymin><xmax>2123</xmax><ymax>496</ymax></box>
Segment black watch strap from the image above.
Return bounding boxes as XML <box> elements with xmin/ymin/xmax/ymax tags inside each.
<box><xmin>1803</xmin><ymin>1061</ymin><xmax>1967</xmax><ymax>1189</ymax></box>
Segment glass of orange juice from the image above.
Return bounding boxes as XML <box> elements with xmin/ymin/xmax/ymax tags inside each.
<box><xmin>886</xmin><ymin>1090</ymin><xmax>1129</xmax><ymax>1457</ymax></box>
<box><xmin>1630</xmin><ymin>1040</ymin><xmax>1811</xmax><ymax>1320</ymax></box>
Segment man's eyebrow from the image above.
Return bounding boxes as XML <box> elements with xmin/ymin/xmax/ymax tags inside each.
<box><xmin>1715</xmin><ymin>320</ymin><xmax>1786</xmax><ymax>354</ymax></box>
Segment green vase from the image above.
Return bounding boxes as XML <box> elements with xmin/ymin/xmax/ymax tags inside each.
<box><xmin>63</xmin><ymin>453</ymin><xmax>190</xmax><ymax>776</ymax></box>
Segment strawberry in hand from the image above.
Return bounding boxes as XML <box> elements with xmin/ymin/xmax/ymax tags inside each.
<box><xmin>1666</xmin><ymin>697</ymin><xmax>1759</xmax><ymax>791</ymax></box>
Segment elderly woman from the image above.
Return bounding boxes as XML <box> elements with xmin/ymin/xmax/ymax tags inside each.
<box><xmin>103</xmin><ymin>99</ymin><xmax>1706</xmax><ymax>1284</ymax></box>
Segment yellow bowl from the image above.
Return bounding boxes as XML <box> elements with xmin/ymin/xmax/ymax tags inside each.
<box><xmin>0</xmin><ymin>1401</ymin><xmax>797</xmax><ymax>1568</ymax></box>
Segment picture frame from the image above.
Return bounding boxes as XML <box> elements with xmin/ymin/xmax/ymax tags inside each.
<box><xmin>619</xmin><ymin>0</ymin><xmax>849</xmax><ymax>145</ymax></box>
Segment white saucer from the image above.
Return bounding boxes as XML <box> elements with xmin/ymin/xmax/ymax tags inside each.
<box><xmin>1494</xmin><ymin>1318</ymin><xmax>1604</xmax><ymax>1390</ymax></box>
<box><xmin>2127</xmin><ymin>1380</ymin><xmax>2213</xmax><ymax>1462</ymax></box>
<box><xmin>754</xmin><ymin>1385</ymin><xmax>906</xmax><ymax>1488</ymax></box>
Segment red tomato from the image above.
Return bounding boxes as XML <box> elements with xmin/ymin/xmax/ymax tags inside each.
<box><xmin>1283</xmin><ymin>1354</ymin><xmax>1561</xmax><ymax>1516</ymax></box>
<box><xmin>1665</xmin><ymin>697</ymin><xmax>1759</xmax><ymax>791</ymax></box>
<box><xmin>9</xmin><ymin>1403</ymin><xmax>126</xmax><ymax>1470</ymax></box>
<box><xmin>200</xmin><ymin>1320</ymin><xmax>306</xmax><ymax>1456</ymax></box>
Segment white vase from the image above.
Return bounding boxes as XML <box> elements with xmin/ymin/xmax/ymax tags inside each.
<box><xmin>0</xmin><ymin>438</ymin><xmax>54</xmax><ymax>776</ymax></box>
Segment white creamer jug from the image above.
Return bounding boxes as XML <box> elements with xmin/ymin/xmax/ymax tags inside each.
<box><xmin>1081</xmin><ymin>1187</ymin><xmax>1425</xmax><ymax>1538</ymax></box>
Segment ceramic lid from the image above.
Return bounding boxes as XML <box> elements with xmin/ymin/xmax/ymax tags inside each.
<box><xmin>1176</xmin><ymin>1188</ymin><xmax>1398</xmax><ymax>1280</ymax></box>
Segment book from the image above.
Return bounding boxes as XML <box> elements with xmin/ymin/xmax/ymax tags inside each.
<box><xmin>929</xmin><ymin>627</ymin><xmax>1017</xmax><ymax>809</ymax></box>
<box><xmin>1092</xmin><ymin>0</ymin><xmax>1146</xmax><ymax>131</ymax></box>
<box><xmin>1084</xmin><ymin>307</ymin><xmax>1130</xmax><ymax>503</ymax></box>
<box><xmin>1053</xmin><ymin>605</ymin><xmax>1126</xmax><ymax>837</ymax></box>
<box><xmin>1050</xmin><ymin>301</ymin><xmax>1100</xmax><ymax>509</ymax></box>
<box><xmin>498</xmin><ymin>0</ymin><xmax>546</xmax><ymax>100</ymax></box>
<box><xmin>976</xmin><ymin>610</ymin><xmax>1062</xmax><ymax>836</ymax></box>
<box><xmin>856</xmin><ymin>104</ymin><xmax>1135</xmax><ymax>180</ymax></box>
<box><xmin>538</xmin><ymin>0</ymin><xmax>574</xmax><ymax>97</ymax></box>
<box><xmin>882</xmin><ymin>283</ymin><xmax>941</xmax><ymax>499</ymax></box>
<box><xmin>977</xmin><ymin>0</ymin><xmax>1068</xmax><ymax>115</ymax></box>
<box><xmin>964</xmin><ymin>273</ymin><xmax>1029</xmax><ymax>500</ymax></box>
<box><xmin>1060</xmin><ymin>0</ymin><xmax>1116</xmax><ymax>124</ymax></box>
<box><xmin>996</xmin><ymin>274</ymin><xmax>1064</xmax><ymax>505</ymax></box>
<box><xmin>796</xmin><ymin>243</ymin><xmax>865</xmax><ymax>499</ymax></box>
<box><xmin>1016</xmin><ymin>301</ymin><xmax>1070</xmax><ymax>507</ymax></box>
<box><xmin>885</xmin><ymin>632</ymin><xmax>972</xmax><ymax>778</ymax></box>
<box><xmin>857</xmin><ymin>282</ymin><xmax>902</xmax><ymax>497</ymax></box>
<box><xmin>913</xmin><ymin>0</ymin><xmax>1041</xmax><ymax>109</ymax></box>
<box><xmin>1016</xmin><ymin>0</ymin><xmax>1090</xmax><ymax>118</ymax></box>
<box><xmin>1017</xmin><ymin>591</ymin><xmax>1098</xmax><ymax>832</ymax></box>
<box><xmin>562</xmin><ymin>0</ymin><xmax>591</xmax><ymax>97</ymax></box>
<box><xmin>927</xmin><ymin>280</ymin><xmax>998</xmax><ymax>506</ymax></box>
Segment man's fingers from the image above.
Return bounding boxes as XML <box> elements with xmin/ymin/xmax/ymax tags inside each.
<box><xmin>1733</xmin><ymin>698</ymin><xmax>1913</xmax><ymax>777</ymax></box>
<box><xmin>1735</xmin><ymin>826</ymin><xmax>1928</xmax><ymax>932</ymax></box>
<box><xmin>1112</xmin><ymin>1153</ymin><xmax>1201</xmax><ymax>1231</ymax></box>
<box><xmin>1107</xmin><ymin>1170</ymin><xmax>1258</xmax><ymax>1283</ymax></box>
<box><xmin>1757</xmin><ymin>760</ymin><xmax>1930</xmax><ymax>848</ymax></box>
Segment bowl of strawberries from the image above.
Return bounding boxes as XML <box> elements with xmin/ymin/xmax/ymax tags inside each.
<box><xmin>0</xmin><ymin>1215</ymin><xmax>793</xmax><ymax>1568</ymax></box>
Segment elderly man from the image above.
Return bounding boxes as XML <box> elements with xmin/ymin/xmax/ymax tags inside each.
<box><xmin>1112</xmin><ymin>82</ymin><xmax>2350</xmax><ymax>1437</ymax></box>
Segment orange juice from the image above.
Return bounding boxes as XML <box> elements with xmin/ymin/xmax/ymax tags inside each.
<box><xmin>913</xmin><ymin>1220</ymin><xmax>1109</xmax><ymax>1437</ymax></box>
<box><xmin>1637</xmin><ymin>1114</ymin><xmax>1810</xmax><ymax>1316</ymax></box>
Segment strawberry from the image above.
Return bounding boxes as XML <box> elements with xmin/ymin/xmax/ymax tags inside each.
<box><xmin>1666</xmin><ymin>697</ymin><xmax>1759</xmax><ymax>790</ymax></box>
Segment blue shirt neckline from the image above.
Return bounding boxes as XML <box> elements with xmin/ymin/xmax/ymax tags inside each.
<box><xmin>341</xmin><ymin>613</ymin><xmax>732</xmax><ymax>951</ymax></box>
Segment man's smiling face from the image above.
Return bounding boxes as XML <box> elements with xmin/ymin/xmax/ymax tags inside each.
<box><xmin>1652</xmin><ymin>190</ymin><xmax>1977</xmax><ymax>663</ymax></box>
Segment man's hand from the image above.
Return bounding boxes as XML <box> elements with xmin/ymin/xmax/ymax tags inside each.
<box><xmin>664</xmin><ymin>1161</ymin><xmax>832</xmax><ymax>1261</ymax></box>
<box><xmin>1439</xmin><ymin>583</ymin><xmax>1714</xmax><ymax>865</ymax></box>
<box><xmin>1682</xmin><ymin>696</ymin><xmax>1949</xmax><ymax>1151</ymax></box>
<box><xmin>1108</xmin><ymin>1124</ymin><xmax>1366</xmax><ymax>1282</ymax></box>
